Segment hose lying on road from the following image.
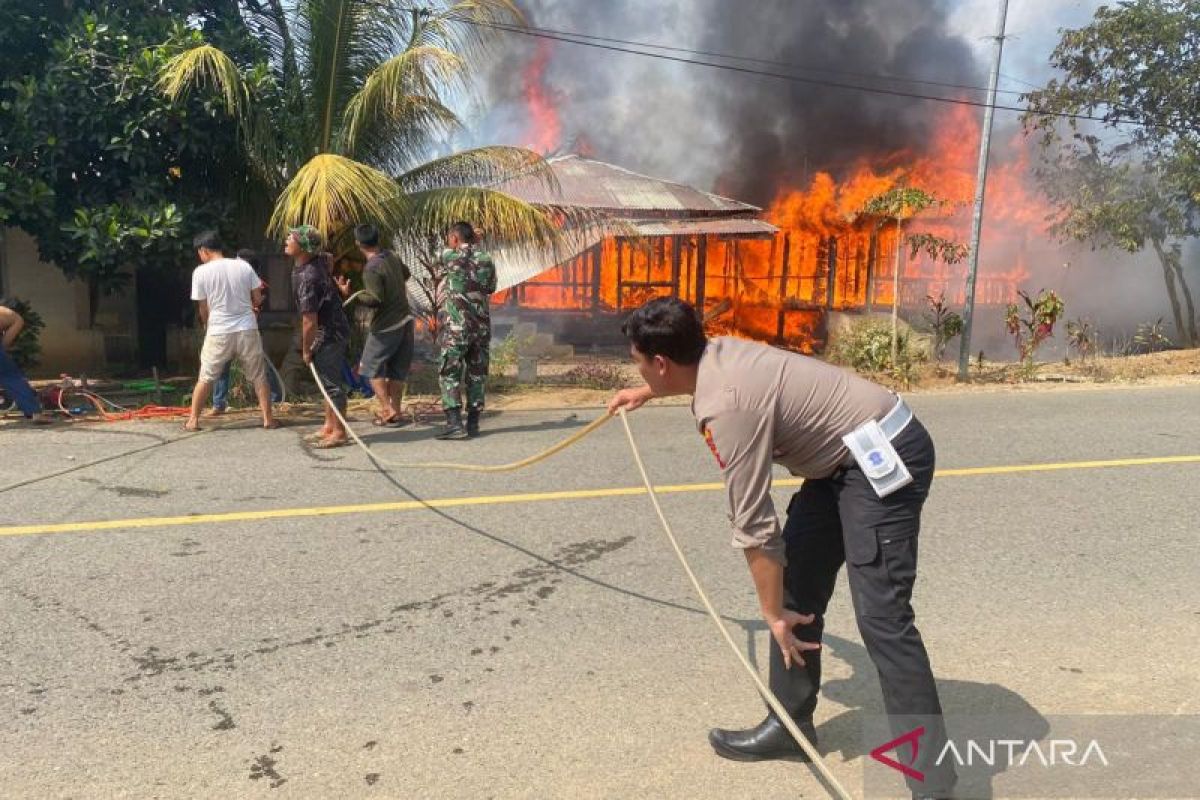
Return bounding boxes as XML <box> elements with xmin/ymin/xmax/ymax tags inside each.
<box><xmin>308</xmin><ymin>362</ymin><xmax>853</xmax><ymax>799</ymax></box>
<box><xmin>307</xmin><ymin>362</ymin><xmax>611</xmax><ymax>472</ymax></box>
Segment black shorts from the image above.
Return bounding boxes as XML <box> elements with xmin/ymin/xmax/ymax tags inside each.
<box><xmin>359</xmin><ymin>321</ymin><xmax>414</xmax><ymax>381</ymax></box>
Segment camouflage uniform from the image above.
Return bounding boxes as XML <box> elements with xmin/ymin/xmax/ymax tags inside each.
<box><xmin>437</xmin><ymin>244</ymin><xmax>497</xmax><ymax>411</ymax></box>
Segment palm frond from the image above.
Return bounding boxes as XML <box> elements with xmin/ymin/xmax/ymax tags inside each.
<box><xmin>397</xmin><ymin>146</ymin><xmax>557</xmax><ymax>193</ymax></box>
<box><xmin>301</xmin><ymin>0</ymin><xmax>389</xmax><ymax>152</ymax></box>
<box><xmin>401</xmin><ymin>186</ymin><xmax>564</xmax><ymax>250</ymax></box>
<box><xmin>340</xmin><ymin>45</ymin><xmax>465</xmax><ymax>161</ymax></box>
<box><xmin>241</xmin><ymin>0</ymin><xmax>301</xmax><ymax>89</ymax></box>
<box><xmin>158</xmin><ymin>44</ymin><xmax>246</xmax><ymax>118</ymax></box>
<box><xmin>343</xmin><ymin>92</ymin><xmax>461</xmax><ymax>169</ymax></box>
<box><xmin>418</xmin><ymin>0</ymin><xmax>524</xmax><ymax>63</ymax></box>
<box><xmin>267</xmin><ymin>153</ymin><xmax>407</xmax><ymax>239</ymax></box>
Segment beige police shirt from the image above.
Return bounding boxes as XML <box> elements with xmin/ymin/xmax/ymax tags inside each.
<box><xmin>690</xmin><ymin>336</ymin><xmax>897</xmax><ymax>564</ymax></box>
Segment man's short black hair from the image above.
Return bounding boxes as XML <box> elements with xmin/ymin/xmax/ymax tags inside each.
<box><xmin>236</xmin><ymin>248</ymin><xmax>260</xmax><ymax>273</ymax></box>
<box><xmin>450</xmin><ymin>221</ymin><xmax>477</xmax><ymax>244</ymax></box>
<box><xmin>354</xmin><ymin>224</ymin><xmax>380</xmax><ymax>248</ymax></box>
<box><xmin>621</xmin><ymin>297</ymin><xmax>707</xmax><ymax>365</ymax></box>
<box><xmin>193</xmin><ymin>230</ymin><xmax>224</xmax><ymax>252</ymax></box>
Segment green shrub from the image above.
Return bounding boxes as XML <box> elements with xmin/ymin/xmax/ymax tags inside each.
<box><xmin>827</xmin><ymin>317</ymin><xmax>926</xmax><ymax>385</ymax></box>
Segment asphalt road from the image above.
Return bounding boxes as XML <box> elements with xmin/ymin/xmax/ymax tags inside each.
<box><xmin>1</xmin><ymin>385</ymin><xmax>1198</xmax><ymax>799</ymax></box>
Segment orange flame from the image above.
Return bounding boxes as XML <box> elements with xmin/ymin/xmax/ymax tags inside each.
<box><xmin>498</xmin><ymin>102</ymin><xmax>1053</xmax><ymax>352</ymax></box>
<box><xmin>521</xmin><ymin>40</ymin><xmax>563</xmax><ymax>155</ymax></box>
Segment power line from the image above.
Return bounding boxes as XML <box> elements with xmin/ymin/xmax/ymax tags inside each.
<box><xmin>485</xmin><ymin>19</ymin><xmax>1032</xmax><ymax>99</ymax></box>
<box><xmin>465</xmin><ymin>18</ymin><xmax>1187</xmax><ymax>133</ymax></box>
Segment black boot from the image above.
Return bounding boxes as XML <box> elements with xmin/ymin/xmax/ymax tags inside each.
<box><xmin>435</xmin><ymin>409</ymin><xmax>468</xmax><ymax>440</ymax></box>
<box><xmin>708</xmin><ymin>714</ymin><xmax>818</xmax><ymax>762</ymax></box>
<box><xmin>466</xmin><ymin>408</ymin><xmax>481</xmax><ymax>438</ymax></box>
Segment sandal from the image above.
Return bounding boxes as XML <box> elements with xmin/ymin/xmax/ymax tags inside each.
<box><xmin>313</xmin><ymin>437</ymin><xmax>350</xmax><ymax>449</ymax></box>
<box><xmin>263</xmin><ymin>420</ymin><xmax>282</xmax><ymax>430</ymax></box>
<box><xmin>372</xmin><ymin>413</ymin><xmax>402</xmax><ymax>427</ymax></box>
<box><xmin>303</xmin><ymin>431</ymin><xmax>328</xmax><ymax>442</ymax></box>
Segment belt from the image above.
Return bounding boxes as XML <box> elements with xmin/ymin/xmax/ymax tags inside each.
<box><xmin>879</xmin><ymin>397</ymin><xmax>914</xmax><ymax>441</ymax></box>
<box><xmin>836</xmin><ymin>398</ymin><xmax>914</xmax><ymax>472</ymax></box>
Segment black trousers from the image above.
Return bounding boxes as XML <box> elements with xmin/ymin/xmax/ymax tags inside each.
<box><xmin>772</xmin><ymin>417</ymin><xmax>955</xmax><ymax>793</ymax></box>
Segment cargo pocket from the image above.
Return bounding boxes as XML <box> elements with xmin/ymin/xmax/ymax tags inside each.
<box><xmin>846</xmin><ymin>522</ymin><xmax>918</xmax><ymax>619</ymax></box>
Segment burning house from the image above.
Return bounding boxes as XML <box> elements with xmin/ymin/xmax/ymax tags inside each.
<box><xmin>487</xmin><ymin>147</ymin><xmax>1030</xmax><ymax>352</ymax></box>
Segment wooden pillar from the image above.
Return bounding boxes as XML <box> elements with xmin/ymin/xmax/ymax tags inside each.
<box><xmin>616</xmin><ymin>239</ymin><xmax>625</xmax><ymax>311</ymax></box>
<box><xmin>776</xmin><ymin>234</ymin><xmax>791</xmax><ymax>342</ymax></box>
<box><xmin>825</xmin><ymin>236</ymin><xmax>838</xmax><ymax>309</ymax></box>
<box><xmin>671</xmin><ymin>235</ymin><xmax>682</xmax><ymax>297</ymax></box>
<box><xmin>590</xmin><ymin>244</ymin><xmax>601</xmax><ymax>312</ymax></box>
<box><xmin>865</xmin><ymin>227</ymin><xmax>878</xmax><ymax>313</ymax></box>
<box><xmin>684</xmin><ymin>241</ymin><xmax>693</xmax><ymax>302</ymax></box>
<box><xmin>657</xmin><ymin>237</ymin><xmax>666</xmax><ymax>286</ymax></box>
<box><xmin>695</xmin><ymin>235</ymin><xmax>708</xmax><ymax>313</ymax></box>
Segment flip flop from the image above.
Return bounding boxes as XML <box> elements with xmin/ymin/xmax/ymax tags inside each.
<box><xmin>303</xmin><ymin>431</ymin><xmax>327</xmax><ymax>442</ymax></box>
<box><xmin>263</xmin><ymin>420</ymin><xmax>282</xmax><ymax>430</ymax></box>
<box><xmin>312</xmin><ymin>437</ymin><xmax>350</xmax><ymax>449</ymax></box>
<box><xmin>372</xmin><ymin>413</ymin><xmax>402</xmax><ymax>427</ymax></box>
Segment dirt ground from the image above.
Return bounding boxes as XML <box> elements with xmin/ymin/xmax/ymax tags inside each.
<box><xmin>7</xmin><ymin>348</ymin><xmax>1197</xmax><ymax>428</ymax></box>
<box><xmin>483</xmin><ymin>348</ymin><xmax>1200</xmax><ymax>411</ymax></box>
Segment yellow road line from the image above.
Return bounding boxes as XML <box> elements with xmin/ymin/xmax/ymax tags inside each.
<box><xmin>2</xmin><ymin>454</ymin><xmax>1198</xmax><ymax>539</ymax></box>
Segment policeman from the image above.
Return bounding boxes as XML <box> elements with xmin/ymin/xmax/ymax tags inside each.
<box><xmin>435</xmin><ymin>221</ymin><xmax>497</xmax><ymax>440</ymax></box>
<box><xmin>608</xmin><ymin>297</ymin><xmax>955</xmax><ymax>799</ymax></box>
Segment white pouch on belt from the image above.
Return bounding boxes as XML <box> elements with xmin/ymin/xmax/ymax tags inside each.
<box><xmin>842</xmin><ymin>419</ymin><xmax>913</xmax><ymax>498</ymax></box>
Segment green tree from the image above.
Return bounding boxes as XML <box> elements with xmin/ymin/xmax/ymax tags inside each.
<box><xmin>1024</xmin><ymin>0</ymin><xmax>1199</xmax><ymax>347</ymax></box>
<box><xmin>0</xmin><ymin>2</ymin><xmax>263</xmax><ymax>322</ymax></box>
<box><xmin>859</xmin><ymin>186</ymin><xmax>968</xmax><ymax>365</ymax></box>
<box><xmin>158</xmin><ymin>1</ymin><xmax>575</xmax><ymax>251</ymax></box>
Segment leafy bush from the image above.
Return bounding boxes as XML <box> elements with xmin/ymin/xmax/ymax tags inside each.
<box><xmin>923</xmin><ymin>292</ymin><xmax>964</xmax><ymax>362</ymax></box>
<box><xmin>1132</xmin><ymin>318</ymin><xmax>1173</xmax><ymax>354</ymax></box>
<box><xmin>2</xmin><ymin>297</ymin><xmax>44</xmax><ymax>370</ymax></box>
<box><xmin>488</xmin><ymin>329</ymin><xmax>535</xmax><ymax>377</ymax></box>
<box><xmin>1066</xmin><ymin>317</ymin><xmax>1098</xmax><ymax>360</ymax></box>
<box><xmin>1005</xmin><ymin>289</ymin><xmax>1064</xmax><ymax>367</ymax></box>
<box><xmin>827</xmin><ymin>317</ymin><xmax>926</xmax><ymax>385</ymax></box>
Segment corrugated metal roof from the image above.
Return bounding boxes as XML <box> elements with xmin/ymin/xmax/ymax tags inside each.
<box><xmin>494</xmin><ymin>155</ymin><xmax>762</xmax><ymax>215</ymax></box>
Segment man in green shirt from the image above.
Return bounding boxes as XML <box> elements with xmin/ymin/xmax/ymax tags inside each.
<box><xmin>338</xmin><ymin>224</ymin><xmax>414</xmax><ymax>426</ymax></box>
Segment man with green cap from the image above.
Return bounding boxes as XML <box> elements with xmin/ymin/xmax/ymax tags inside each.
<box><xmin>286</xmin><ymin>225</ymin><xmax>351</xmax><ymax>448</ymax></box>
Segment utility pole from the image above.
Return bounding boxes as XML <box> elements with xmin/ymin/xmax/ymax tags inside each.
<box><xmin>957</xmin><ymin>0</ymin><xmax>1010</xmax><ymax>380</ymax></box>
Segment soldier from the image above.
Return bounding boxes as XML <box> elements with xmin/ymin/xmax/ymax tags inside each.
<box><xmin>435</xmin><ymin>221</ymin><xmax>496</xmax><ymax>440</ymax></box>
<box><xmin>608</xmin><ymin>297</ymin><xmax>955</xmax><ymax>800</ymax></box>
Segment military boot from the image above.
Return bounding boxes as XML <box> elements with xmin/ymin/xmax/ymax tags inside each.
<box><xmin>436</xmin><ymin>408</ymin><xmax>468</xmax><ymax>440</ymax></box>
<box><xmin>466</xmin><ymin>408</ymin><xmax>481</xmax><ymax>438</ymax></box>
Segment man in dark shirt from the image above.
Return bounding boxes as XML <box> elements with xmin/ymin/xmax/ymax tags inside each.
<box><xmin>286</xmin><ymin>225</ymin><xmax>351</xmax><ymax>448</ymax></box>
<box><xmin>336</xmin><ymin>224</ymin><xmax>413</xmax><ymax>426</ymax></box>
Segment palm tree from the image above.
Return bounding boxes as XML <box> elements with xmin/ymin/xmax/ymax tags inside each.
<box><xmin>157</xmin><ymin>0</ymin><xmax>569</xmax><ymax>249</ymax></box>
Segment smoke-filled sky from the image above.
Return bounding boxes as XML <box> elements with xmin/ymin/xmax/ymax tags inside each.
<box><xmin>461</xmin><ymin>0</ymin><xmax>1107</xmax><ymax>203</ymax></box>
<box><xmin>455</xmin><ymin>0</ymin><xmax>1176</xmax><ymax>344</ymax></box>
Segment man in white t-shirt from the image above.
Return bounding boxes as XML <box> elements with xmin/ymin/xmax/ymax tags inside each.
<box><xmin>185</xmin><ymin>230</ymin><xmax>277</xmax><ymax>431</ymax></box>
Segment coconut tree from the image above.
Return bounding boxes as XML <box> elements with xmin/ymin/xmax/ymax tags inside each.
<box><xmin>158</xmin><ymin>0</ymin><xmax>570</xmax><ymax>249</ymax></box>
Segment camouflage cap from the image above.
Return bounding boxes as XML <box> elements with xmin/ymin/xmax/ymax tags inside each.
<box><xmin>289</xmin><ymin>225</ymin><xmax>324</xmax><ymax>254</ymax></box>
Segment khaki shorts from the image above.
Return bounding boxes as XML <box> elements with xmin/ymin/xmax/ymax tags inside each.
<box><xmin>198</xmin><ymin>330</ymin><xmax>267</xmax><ymax>384</ymax></box>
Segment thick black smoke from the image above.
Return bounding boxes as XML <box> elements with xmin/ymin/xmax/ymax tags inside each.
<box><xmin>472</xmin><ymin>0</ymin><xmax>984</xmax><ymax>206</ymax></box>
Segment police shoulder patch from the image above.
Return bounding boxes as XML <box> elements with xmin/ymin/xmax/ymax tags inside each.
<box><xmin>702</xmin><ymin>425</ymin><xmax>727</xmax><ymax>469</ymax></box>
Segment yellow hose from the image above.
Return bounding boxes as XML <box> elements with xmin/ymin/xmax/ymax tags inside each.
<box><xmin>308</xmin><ymin>362</ymin><xmax>854</xmax><ymax>799</ymax></box>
